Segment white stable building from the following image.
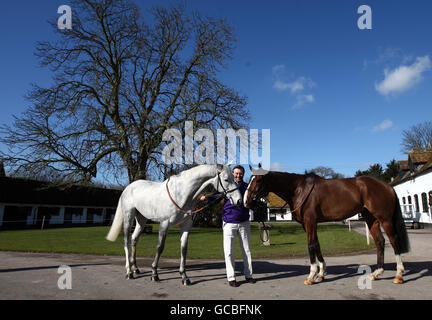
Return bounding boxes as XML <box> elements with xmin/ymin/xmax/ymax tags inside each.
<box><xmin>265</xmin><ymin>192</ymin><xmax>292</xmax><ymax>221</ymax></box>
<box><xmin>0</xmin><ymin>176</ymin><xmax>120</xmax><ymax>229</ymax></box>
<box><xmin>391</xmin><ymin>147</ymin><xmax>432</xmax><ymax>226</ymax></box>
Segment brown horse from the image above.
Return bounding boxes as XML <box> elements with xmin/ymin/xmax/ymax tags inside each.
<box><xmin>244</xmin><ymin>164</ymin><xmax>410</xmax><ymax>285</ymax></box>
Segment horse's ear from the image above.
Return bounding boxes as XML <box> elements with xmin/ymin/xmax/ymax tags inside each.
<box><xmin>251</xmin><ymin>165</ymin><xmax>269</xmax><ymax>176</ymax></box>
<box><xmin>249</xmin><ymin>164</ymin><xmax>253</xmax><ymax>171</ymax></box>
<box><xmin>216</xmin><ymin>164</ymin><xmax>224</xmax><ymax>172</ymax></box>
<box><xmin>258</xmin><ymin>163</ymin><xmax>262</xmax><ymax>168</ymax></box>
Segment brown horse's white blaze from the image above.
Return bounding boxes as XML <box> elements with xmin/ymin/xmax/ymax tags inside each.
<box><xmin>243</xmin><ymin>176</ymin><xmax>255</xmax><ymax>208</ymax></box>
<box><xmin>246</xmin><ymin>165</ymin><xmax>410</xmax><ymax>286</ymax></box>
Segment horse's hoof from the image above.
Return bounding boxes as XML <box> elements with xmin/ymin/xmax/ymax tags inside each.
<box><xmin>183</xmin><ymin>279</ymin><xmax>192</xmax><ymax>286</ymax></box>
<box><xmin>134</xmin><ymin>268</ymin><xmax>141</xmax><ymax>275</ymax></box>
<box><xmin>304</xmin><ymin>279</ymin><xmax>314</xmax><ymax>285</ymax></box>
<box><xmin>368</xmin><ymin>274</ymin><xmax>377</xmax><ymax>281</ymax></box>
<box><xmin>151</xmin><ymin>275</ymin><xmax>160</xmax><ymax>282</ymax></box>
<box><xmin>393</xmin><ymin>277</ymin><xmax>404</xmax><ymax>284</ymax></box>
<box><xmin>126</xmin><ymin>274</ymin><xmax>134</xmax><ymax>280</ymax></box>
<box><xmin>315</xmin><ymin>276</ymin><xmax>324</xmax><ymax>283</ymax></box>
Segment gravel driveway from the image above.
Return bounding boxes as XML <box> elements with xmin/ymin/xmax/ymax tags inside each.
<box><xmin>1</xmin><ymin>222</ymin><xmax>431</xmax><ymax>301</ymax></box>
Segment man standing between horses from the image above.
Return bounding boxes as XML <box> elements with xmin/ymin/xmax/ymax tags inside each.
<box><xmin>201</xmin><ymin>165</ymin><xmax>255</xmax><ymax>287</ymax></box>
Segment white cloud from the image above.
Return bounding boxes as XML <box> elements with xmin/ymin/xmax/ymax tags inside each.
<box><xmin>372</xmin><ymin>119</ymin><xmax>394</xmax><ymax>132</ymax></box>
<box><xmin>292</xmin><ymin>94</ymin><xmax>314</xmax><ymax>110</ymax></box>
<box><xmin>272</xmin><ymin>64</ymin><xmax>285</xmax><ymax>75</ymax></box>
<box><xmin>272</xmin><ymin>64</ymin><xmax>316</xmax><ymax>109</ymax></box>
<box><xmin>360</xmin><ymin>162</ymin><xmax>374</xmax><ymax>169</ymax></box>
<box><xmin>375</xmin><ymin>55</ymin><xmax>431</xmax><ymax>96</ymax></box>
<box><xmin>363</xmin><ymin>47</ymin><xmax>404</xmax><ymax>70</ymax></box>
<box><xmin>274</xmin><ymin>80</ymin><xmax>302</xmax><ymax>93</ymax></box>
<box><xmin>270</xmin><ymin>162</ymin><xmax>289</xmax><ymax>172</ymax></box>
<box><xmin>273</xmin><ymin>76</ymin><xmax>314</xmax><ymax>94</ymax></box>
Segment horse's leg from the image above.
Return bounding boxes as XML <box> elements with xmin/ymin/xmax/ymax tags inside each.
<box><xmin>364</xmin><ymin>213</ymin><xmax>385</xmax><ymax>281</ymax></box>
<box><xmin>304</xmin><ymin>221</ymin><xmax>319</xmax><ymax>285</ymax></box>
<box><xmin>131</xmin><ymin>213</ymin><xmax>147</xmax><ymax>275</ymax></box>
<box><xmin>179</xmin><ymin>217</ymin><xmax>193</xmax><ymax>286</ymax></box>
<box><xmin>315</xmin><ymin>240</ymin><xmax>326</xmax><ymax>283</ymax></box>
<box><xmin>381</xmin><ymin>220</ymin><xmax>405</xmax><ymax>284</ymax></box>
<box><xmin>123</xmin><ymin>206</ymin><xmax>136</xmax><ymax>279</ymax></box>
<box><xmin>151</xmin><ymin>220</ymin><xmax>169</xmax><ymax>282</ymax></box>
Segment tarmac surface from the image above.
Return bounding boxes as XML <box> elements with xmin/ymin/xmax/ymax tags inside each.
<box><xmin>1</xmin><ymin>222</ymin><xmax>431</xmax><ymax>301</ymax></box>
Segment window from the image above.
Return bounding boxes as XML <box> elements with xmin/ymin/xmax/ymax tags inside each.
<box><xmin>2</xmin><ymin>206</ymin><xmax>32</xmax><ymax>228</ymax></box>
<box><xmin>414</xmin><ymin>195</ymin><xmax>419</xmax><ymax>213</ymax></box>
<box><xmin>87</xmin><ymin>208</ymin><xmax>103</xmax><ymax>224</ymax></box>
<box><xmin>64</xmin><ymin>207</ymin><xmax>85</xmax><ymax>224</ymax></box>
<box><xmin>421</xmin><ymin>193</ymin><xmax>428</xmax><ymax>212</ymax></box>
<box><xmin>38</xmin><ymin>207</ymin><xmax>61</xmax><ymax>226</ymax></box>
<box><xmin>407</xmin><ymin>196</ymin><xmax>412</xmax><ymax>213</ymax></box>
<box><xmin>105</xmin><ymin>208</ymin><xmax>116</xmax><ymax>224</ymax></box>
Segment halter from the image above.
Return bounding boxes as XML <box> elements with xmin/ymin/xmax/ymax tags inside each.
<box><xmin>216</xmin><ymin>170</ymin><xmax>240</xmax><ymax>198</ymax></box>
<box><xmin>165</xmin><ymin>171</ymin><xmax>238</xmax><ymax>215</ymax></box>
<box><xmin>246</xmin><ymin>175</ymin><xmax>268</xmax><ymax>203</ymax></box>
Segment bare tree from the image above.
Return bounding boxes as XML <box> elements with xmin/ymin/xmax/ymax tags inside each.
<box><xmin>0</xmin><ymin>0</ymin><xmax>249</xmax><ymax>184</ymax></box>
<box><xmin>401</xmin><ymin>121</ymin><xmax>432</xmax><ymax>153</ymax></box>
<box><xmin>307</xmin><ymin>166</ymin><xmax>344</xmax><ymax>179</ymax></box>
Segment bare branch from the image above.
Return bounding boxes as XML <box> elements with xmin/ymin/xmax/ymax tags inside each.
<box><xmin>0</xmin><ymin>0</ymin><xmax>249</xmax><ymax>183</ymax></box>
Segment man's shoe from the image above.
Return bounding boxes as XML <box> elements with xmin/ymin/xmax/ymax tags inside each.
<box><xmin>228</xmin><ymin>280</ymin><xmax>238</xmax><ymax>287</ymax></box>
<box><xmin>246</xmin><ymin>277</ymin><xmax>256</xmax><ymax>284</ymax></box>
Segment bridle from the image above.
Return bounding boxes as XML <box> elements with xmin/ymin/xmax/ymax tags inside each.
<box><xmin>166</xmin><ymin>170</ymin><xmax>238</xmax><ymax>215</ymax></box>
<box><xmin>246</xmin><ymin>176</ymin><xmax>268</xmax><ymax>204</ymax></box>
<box><xmin>216</xmin><ymin>170</ymin><xmax>240</xmax><ymax>198</ymax></box>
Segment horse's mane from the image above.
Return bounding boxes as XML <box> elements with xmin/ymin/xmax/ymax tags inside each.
<box><xmin>169</xmin><ymin>164</ymin><xmax>218</xmax><ymax>180</ymax></box>
<box><xmin>271</xmin><ymin>171</ymin><xmax>321</xmax><ymax>178</ymax></box>
<box><xmin>305</xmin><ymin>172</ymin><xmax>321</xmax><ymax>180</ymax></box>
<box><xmin>266</xmin><ymin>171</ymin><xmax>322</xmax><ymax>186</ymax></box>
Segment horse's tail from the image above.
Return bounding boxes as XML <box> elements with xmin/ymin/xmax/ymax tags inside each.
<box><xmin>393</xmin><ymin>194</ymin><xmax>410</xmax><ymax>254</ymax></box>
<box><xmin>106</xmin><ymin>197</ymin><xmax>123</xmax><ymax>242</ymax></box>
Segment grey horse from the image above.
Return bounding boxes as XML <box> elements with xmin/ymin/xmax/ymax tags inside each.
<box><xmin>106</xmin><ymin>164</ymin><xmax>243</xmax><ymax>284</ymax></box>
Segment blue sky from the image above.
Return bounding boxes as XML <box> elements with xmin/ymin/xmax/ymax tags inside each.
<box><xmin>1</xmin><ymin>0</ymin><xmax>432</xmax><ymax>182</ymax></box>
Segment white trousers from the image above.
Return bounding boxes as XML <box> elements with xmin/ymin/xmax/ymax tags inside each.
<box><xmin>222</xmin><ymin>221</ymin><xmax>253</xmax><ymax>281</ymax></box>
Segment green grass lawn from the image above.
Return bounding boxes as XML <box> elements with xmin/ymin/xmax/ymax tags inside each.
<box><xmin>0</xmin><ymin>222</ymin><xmax>374</xmax><ymax>259</ymax></box>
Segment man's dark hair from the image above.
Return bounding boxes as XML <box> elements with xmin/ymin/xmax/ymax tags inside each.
<box><xmin>232</xmin><ymin>165</ymin><xmax>245</xmax><ymax>174</ymax></box>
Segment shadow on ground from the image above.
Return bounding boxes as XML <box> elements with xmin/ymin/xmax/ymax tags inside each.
<box><xmin>125</xmin><ymin>259</ymin><xmax>432</xmax><ymax>285</ymax></box>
